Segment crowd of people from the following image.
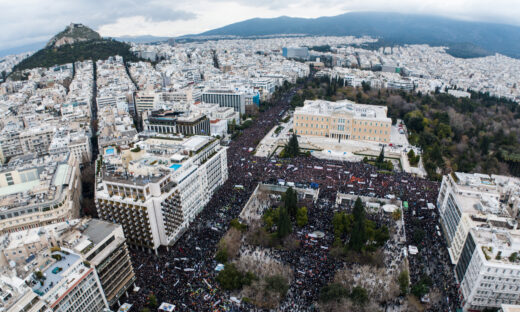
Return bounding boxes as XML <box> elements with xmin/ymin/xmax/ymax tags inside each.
<box><xmin>124</xmin><ymin>81</ymin><xmax>461</xmax><ymax>312</ymax></box>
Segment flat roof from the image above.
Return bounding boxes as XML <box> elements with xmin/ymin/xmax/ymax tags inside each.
<box><xmin>0</xmin><ymin>180</ymin><xmax>40</xmax><ymax>197</ymax></box>
<box><xmin>32</xmin><ymin>251</ymin><xmax>80</xmax><ymax>296</ymax></box>
<box><xmin>183</xmin><ymin>136</ymin><xmax>211</xmax><ymax>151</ymax></box>
<box><xmin>53</xmin><ymin>164</ymin><xmax>70</xmax><ymax>186</ymax></box>
<box><xmin>82</xmin><ymin>219</ymin><xmax>118</xmax><ymax>245</ymax></box>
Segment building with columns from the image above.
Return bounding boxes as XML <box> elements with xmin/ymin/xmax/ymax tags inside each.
<box><xmin>293</xmin><ymin>99</ymin><xmax>392</xmax><ymax>143</ymax></box>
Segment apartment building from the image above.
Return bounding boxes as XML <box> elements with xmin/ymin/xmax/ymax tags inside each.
<box><xmin>143</xmin><ymin>110</ymin><xmax>211</xmax><ymax>136</ymax></box>
<box><xmin>437</xmin><ymin>172</ymin><xmax>520</xmax><ymax>311</ymax></box>
<box><xmin>0</xmin><ymin>124</ymin><xmax>55</xmax><ymax>164</ymax></box>
<box><xmin>95</xmin><ymin>136</ymin><xmax>228</xmax><ymax>253</ymax></box>
<box><xmin>0</xmin><ymin>152</ymin><xmax>82</xmax><ymax>234</ymax></box>
<box><xmin>0</xmin><ymin>218</ymin><xmax>135</xmax><ymax>311</ymax></box>
<box><xmin>64</xmin><ymin>219</ymin><xmax>136</xmax><ymax>308</ymax></box>
<box><xmin>134</xmin><ymin>92</ymin><xmax>159</xmax><ymax>113</ymax></box>
<box><xmin>4</xmin><ymin>249</ymin><xmax>108</xmax><ymax>312</ymax></box>
<box><xmin>293</xmin><ymin>99</ymin><xmax>392</xmax><ymax>143</ymax></box>
<box><xmin>201</xmin><ymin>89</ymin><xmax>246</xmax><ymax>115</ymax></box>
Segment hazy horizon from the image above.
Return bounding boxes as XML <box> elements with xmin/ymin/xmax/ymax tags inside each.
<box><xmin>1</xmin><ymin>0</ymin><xmax>519</xmax><ymax>53</ymax></box>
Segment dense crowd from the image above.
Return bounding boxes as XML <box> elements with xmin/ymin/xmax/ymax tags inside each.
<box><xmin>125</xmin><ymin>83</ymin><xmax>461</xmax><ymax>311</ymax></box>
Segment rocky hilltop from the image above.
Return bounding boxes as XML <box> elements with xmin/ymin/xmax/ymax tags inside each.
<box><xmin>46</xmin><ymin>23</ymin><xmax>101</xmax><ymax>48</ymax></box>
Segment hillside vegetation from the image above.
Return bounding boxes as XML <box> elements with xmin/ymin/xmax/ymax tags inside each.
<box><xmin>291</xmin><ymin>76</ymin><xmax>520</xmax><ymax>179</ymax></box>
<box><xmin>12</xmin><ymin>39</ymin><xmax>140</xmax><ymax>73</ymax></box>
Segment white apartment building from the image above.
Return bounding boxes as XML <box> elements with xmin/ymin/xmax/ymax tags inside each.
<box><xmin>96</xmin><ymin>95</ymin><xmax>128</xmax><ymax>109</ymax></box>
<box><xmin>49</xmin><ymin>130</ymin><xmax>92</xmax><ymax>163</ymax></box>
<box><xmin>134</xmin><ymin>92</ymin><xmax>160</xmax><ymax>113</ymax></box>
<box><xmin>95</xmin><ymin>136</ymin><xmax>228</xmax><ymax>253</ymax></box>
<box><xmin>201</xmin><ymin>89</ymin><xmax>246</xmax><ymax>115</ymax></box>
<box><xmin>0</xmin><ymin>124</ymin><xmax>56</xmax><ymax>164</ymax></box>
<box><xmin>437</xmin><ymin>172</ymin><xmax>520</xmax><ymax>311</ymax></box>
<box><xmin>193</xmin><ymin>103</ymin><xmax>240</xmax><ymax>125</ymax></box>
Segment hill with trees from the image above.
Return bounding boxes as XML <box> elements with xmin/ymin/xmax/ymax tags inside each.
<box><xmin>10</xmin><ymin>24</ymin><xmax>141</xmax><ymax>75</ymax></box>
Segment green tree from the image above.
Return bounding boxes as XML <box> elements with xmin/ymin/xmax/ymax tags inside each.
<box><xmin>404</xmin><ymin>110</ymin><xmax>425</xmax><ymax>132</ymax></box>
<box><xmin>230</xmin><ymin>218</ymin><xmax>247</xmax><ymax>231</ymax></box>
<box><xmin>215</xmin><ymin>248</ymin><xmax>228</xmax><ymax>263</ymax></box>
<box><xmin>284</xmin><ymin>187</ymin><xmax>298</xmax><ymax>218</ymax></box>
<box><xmin>264</xmin><ymin>275</ymin><xmax>289</xmax><ymax>296</ymax></box>
<box><xmin>411</xmin><ymin>282</ymin><xmax>429</xmax><ymax>298</ymax></box>
<box><xmin>398</xmin><ymin>270</ymin><xmax>410</xmax><ymax>295</ymax></box>
<box><xmin>296</xmin><ymin>206</ymin><xmax>308</xmax><ymax>227</ymax></box>
<box><xmin>216</xmin><ymin>264</ymin><xmax>255</xmax><ymax>290</ymax></box>
<box><xmin>147</xmin><ymin>294</ymin><xmax>158</xmax><ymax>308</ymax></box>
<box><xmin>319</xmin><ymin>283</ymin><xmax>349</xmax><ymax>302</ymax></box>
<box><xmin>377</xmin><ymin>147</ymin><xmax>385</xmax><ymax>164</ymax></box>
<box><xmin>361</xmin><ymin>81</ymin><xmax>371</xmax><ymax>92</ymax></box>
<box><xmin>374</xmin><ymin>225</ymin><xmax>390</xmax><ymax>246</ymax></box>
<box><xmin>349</xmin><ymin>198</ymin><xmax>367</xmax><ymax>252</ymax></box>
<box><xmin>350</xmin><ymin>286</ymin><xmax>368</xmax><ymax>306</ymax></box>
<box><xmin>284</xmin><ymin>134</ymin><xmax>300</xmax><ymax>158</ymax></box>
<box><xmin>277</xmin><ymin>207</ymin><xmax>292</xmax><ymax>239</ymax></box>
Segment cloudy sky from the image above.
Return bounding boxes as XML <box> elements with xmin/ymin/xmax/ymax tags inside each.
<box><xmin>0</xmin><ymin>0</ymin><xmax>518</xmax><ymax>50</ymax></box>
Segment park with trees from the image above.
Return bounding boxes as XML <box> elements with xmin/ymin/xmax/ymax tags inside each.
<box><xmin>287</xmin><ymin>75</ymin><xmax>520</xmax><ymax>179</ymax></box>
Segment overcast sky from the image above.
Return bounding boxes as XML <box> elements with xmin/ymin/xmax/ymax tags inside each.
<box><xmin>1</xmin><ymin>0</ymin><xmax>519</xmax><ymax>50</ymax></box>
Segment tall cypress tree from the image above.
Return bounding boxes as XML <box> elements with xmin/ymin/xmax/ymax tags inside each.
<box><xmin>349</xmin><ymin>198</ymin><xmax>367</xmax><ymax>252</ymax></box>
<box><xmin>284</xmin><ymin>187</ymin><xmax>298</xmax><ymax>218</ymax></box>
<box><xmin>285</xmin><ymin>134</ymin><xmax>300</xmax><ymax>157</ymax></box>
<box><xmin>377</xmin><ymin>147</ymin><xmax>385</xmax><ymax>164</ymax></box>
<box><xmin>277</xmin><ymin>207</ymin><xmax>292</xmax><ymax>239</ymax></box>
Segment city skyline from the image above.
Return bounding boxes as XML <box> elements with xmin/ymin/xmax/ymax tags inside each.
<box><xmin>1</xmin><ymin>0</ymin><xmax>520</xmax><ymax>51</ymax></box>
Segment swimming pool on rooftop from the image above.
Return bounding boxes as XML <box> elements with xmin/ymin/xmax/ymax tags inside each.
<box><xmin>169</xmin><ymin>164</ymin><xmax>182</xmax><ymax>171</ymax></box>
<box><xmin>105</xmin><ymin>148</ymin><xmax>115</xmax><ymax>155</ymax></box>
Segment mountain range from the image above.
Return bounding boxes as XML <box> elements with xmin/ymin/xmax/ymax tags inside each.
<box><xmin>3</xmin><ymin>12</ymin><xmax>520</xmax><ymax>60</ymax></box>
<box><xmin>190</xmin><ymin>12</ymin><xmax>520</xmax><ymax>59</ymax></box>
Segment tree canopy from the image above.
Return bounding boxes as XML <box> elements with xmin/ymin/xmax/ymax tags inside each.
<box><xmin>283</xmin><ymin>134</ymin><xmax>300</xmax><ymax>158</ymax></box>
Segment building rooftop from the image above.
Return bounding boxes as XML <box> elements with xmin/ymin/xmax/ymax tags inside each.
<box><xmin>82</xmin><ymin>219</ymin><xmax>119</xmax><ymax>245</ymax></box>
<box><xmin>32</xmin><ymin>251</ymin><xmax>80</xmax><ymax>296</ymax></box>
<box><xmin>295</xmin><ymin>99</ymin><xmax>391</xmax><ymax>121</ymax></box>
<box><xmin>449</xmin><ymin>172</ymin><xmax>520</xmax><ymax>218</ymax></box>
<box><xmin>0</xmin><ymin>153</ymin><xmax>73</xmax><ymax>214</ymax></box>
<box><xmin>98</xmin><ymin>136</ymin><xmax>217</xmax><ymax>187</ymax></box>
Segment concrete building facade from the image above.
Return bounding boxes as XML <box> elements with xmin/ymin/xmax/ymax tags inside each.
<box><xmin>293</xmin><ymin>99</ymin><xmax>392</xmax><ymax>143</ymax></box>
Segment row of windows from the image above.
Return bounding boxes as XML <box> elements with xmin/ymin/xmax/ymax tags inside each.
<box><xmin>479</xmin><ymin>283</ymin><xmax>520</xmax><ymax>291</ymax></box>
<box><xmin>295</xmin><ymin>115</ymin><xmax>389</xmax><ymax>127</ymax></box>
<box><xmin>295</xmin><ymin>123</ymin><xmax>388</xmax><ymax>135</ymax></box>
<box><xmin>294</xmin><ymin>130</ymin><xmax>387</xmax><ymax>141</ymax></box>
<box><xmin>486</xmin><ymin>267</ymin><xmax>520</xmax><ymax>275</ymax></box>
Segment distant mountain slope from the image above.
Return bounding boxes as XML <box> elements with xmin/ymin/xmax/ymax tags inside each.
<box><xmin>46</xmin><ymin>23</ymin><xmax>101</xmax><ymax>48</ymax></box>
<box><xmin>0</xmin><ymin>41</ymin><xmax>45</xmax><ymax>58</ymax></box>
<box><xmin>195</xmin><ymin>12</ymin><xmax>520</xmax><ymax>58</ymax></box>
<box><xmin>113</xmin><ymin>35</ymin><xmax>171</xmax><ymax>44</ymax></box>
